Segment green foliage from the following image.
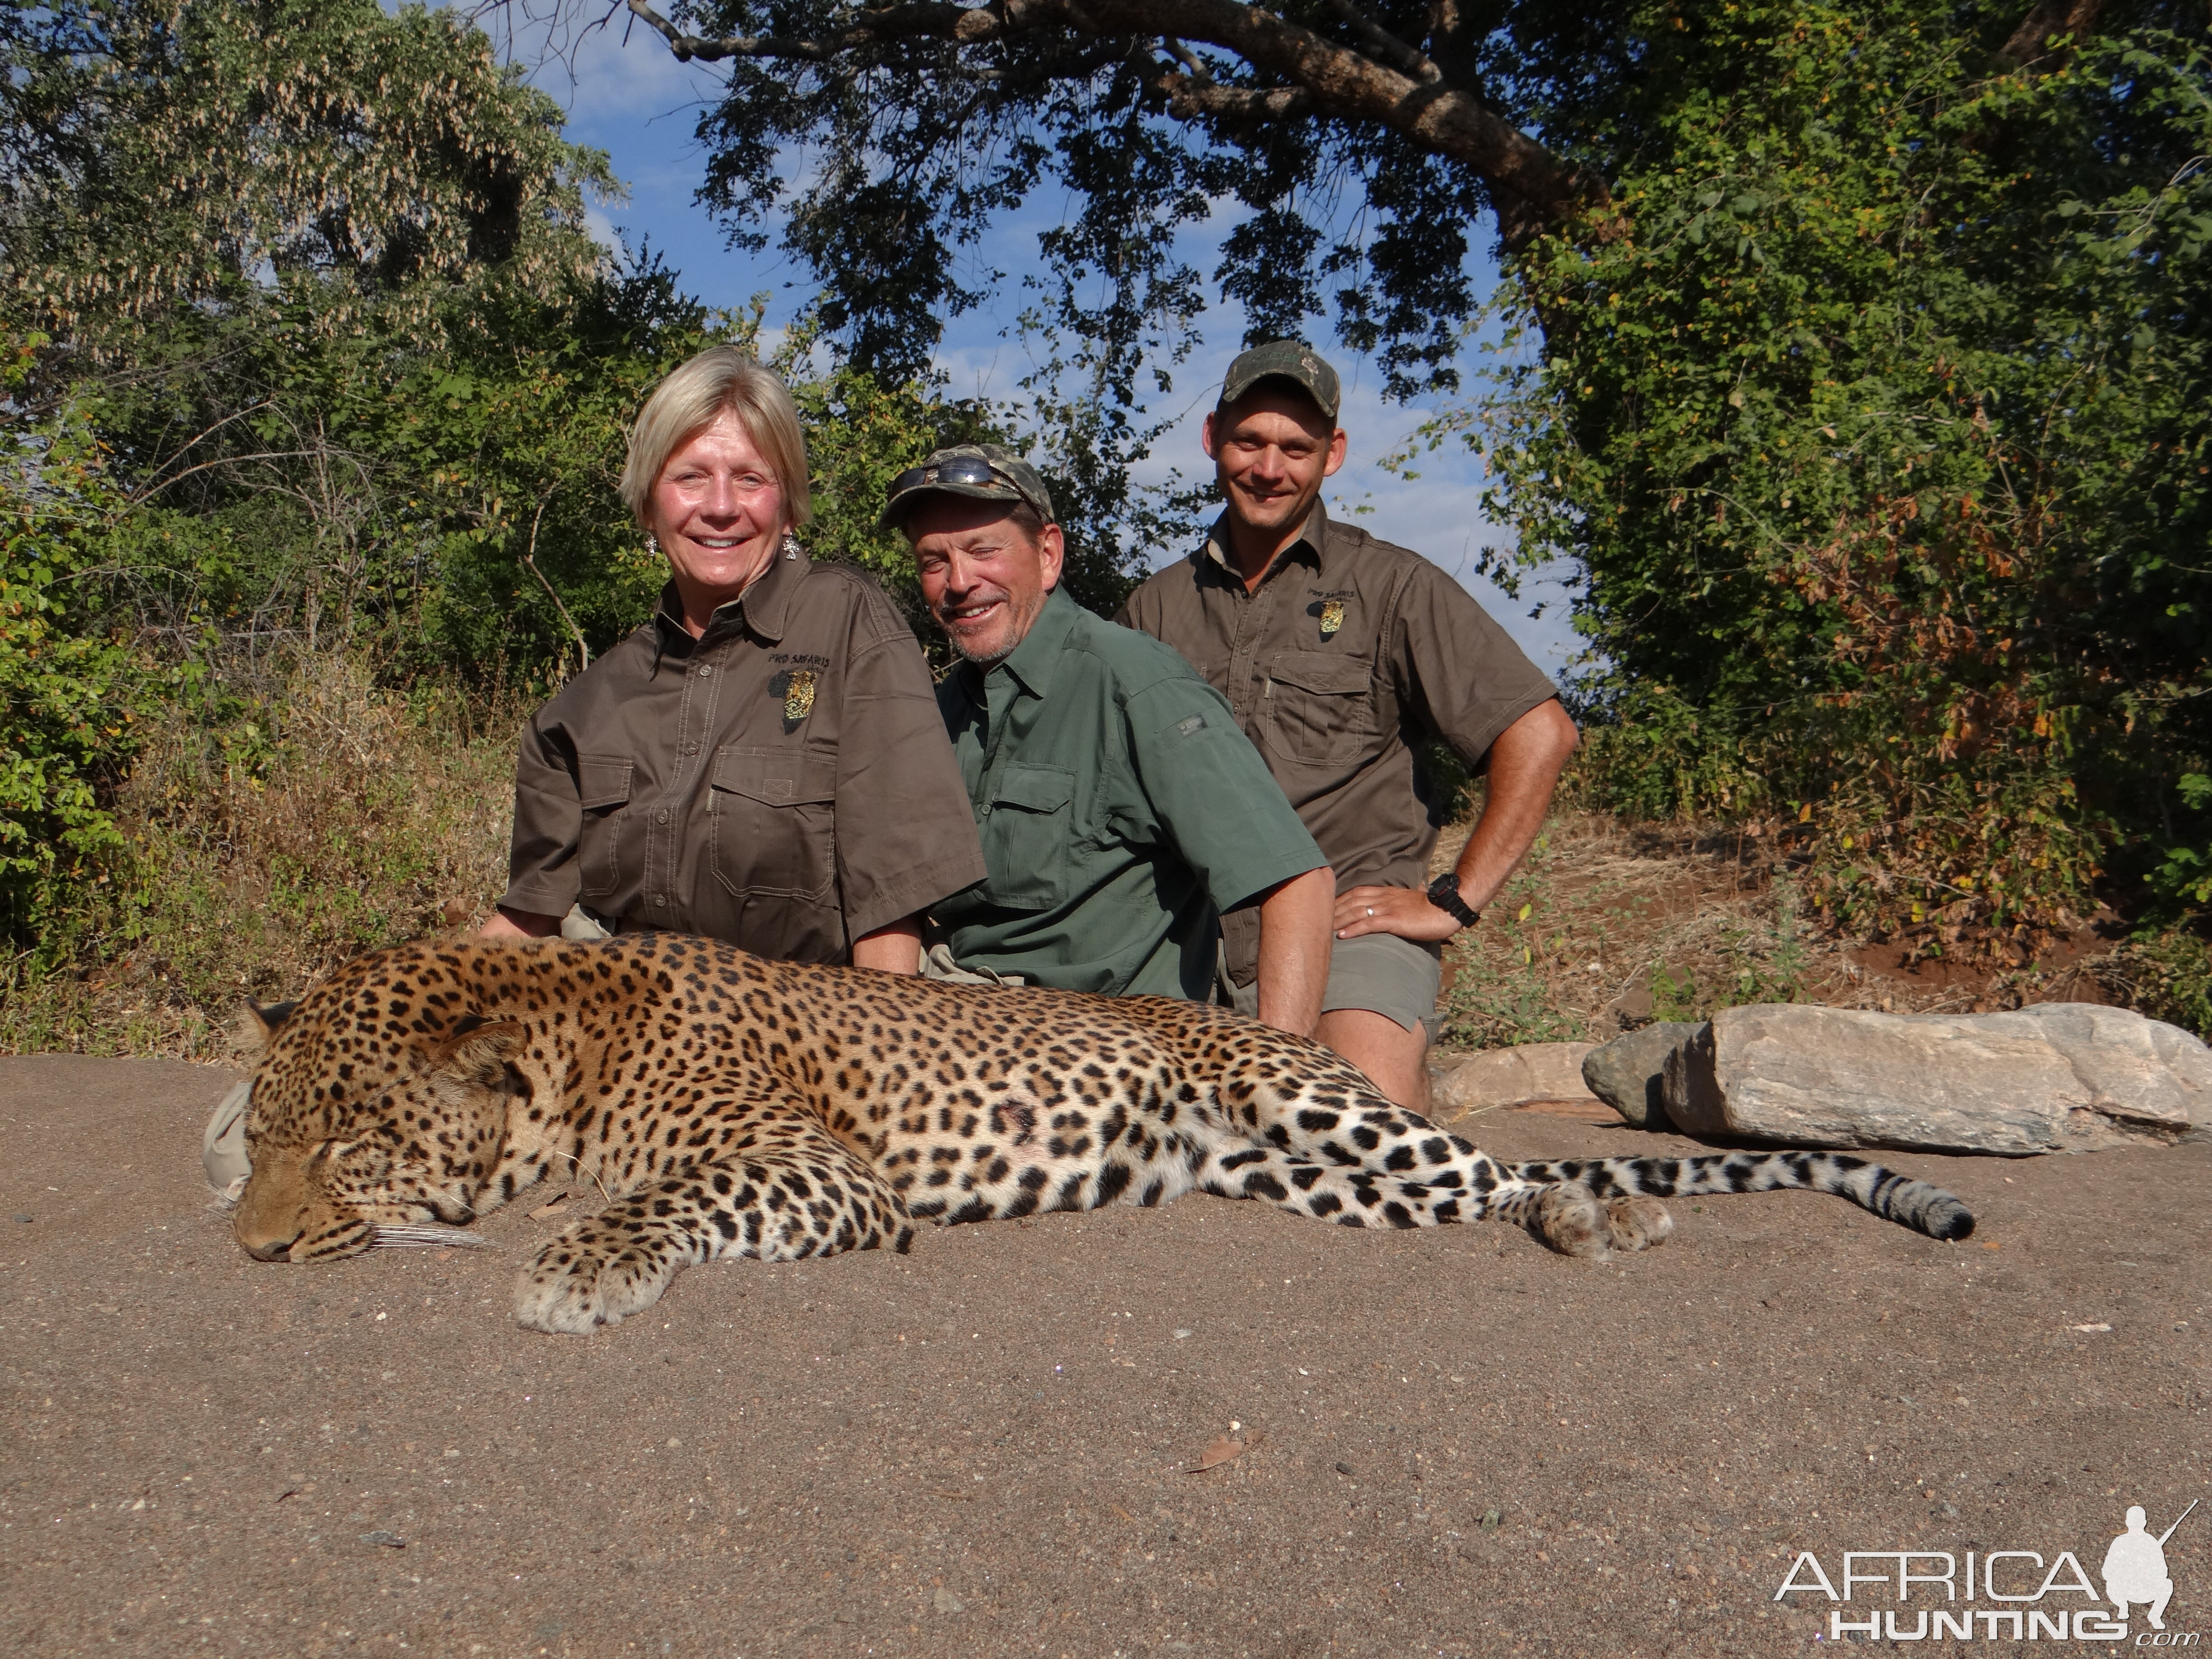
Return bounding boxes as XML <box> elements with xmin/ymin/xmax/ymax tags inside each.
<box><xmin>1456</xmin><ymin>1</ymin><xmax>2212</xmax><ymax>954</ymax></box>
<box><xmin>0</xmin><ymin>360</ymin><xmax>171</xmax><ymax>947</ymax></box>
<box><xmin>3</xmin><ymin>0</ymin><xmax>614</xmax><ymax>351</ymax></box>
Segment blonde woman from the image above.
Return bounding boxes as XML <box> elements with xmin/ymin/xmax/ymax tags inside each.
<box><xmin>481</xmin><ymin>347</ymin><xmax>984</xmax><ymax>970</ymax></box>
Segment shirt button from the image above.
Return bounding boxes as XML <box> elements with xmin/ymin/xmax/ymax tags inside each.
<box><xmin>697</xmin><ymin>665</ymin><xmax>712</xmax><ymax>678</ymax></box>
<box><xmin>652</xmin><ymin>894</ymin><xmax>666</xmax><ymax>906</ymax></box>
<box><xmin>656</xmin><ymin>809</ymin><xmax>670</xmax><ymax>824</ymax></box>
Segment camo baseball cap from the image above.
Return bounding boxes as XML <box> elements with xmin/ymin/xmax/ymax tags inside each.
<box><xmin>1218</xmin><ymin>340</ymin><xmax>1342</xmax><ymax>422</ymax></box>
<box><xmin>879</xmin><ymin>443</ymin><xmax>1057</xmax><ymax>531</ymax></box>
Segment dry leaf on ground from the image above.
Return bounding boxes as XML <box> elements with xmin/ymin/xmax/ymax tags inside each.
<box><xmin>527</xmin><ymin>1196</ymin><xmax>570</xmax><ymax>1220</ymax></box>
<box><xmin>1186</xmin><ymin>1429</ymin><xmax>1263</xmax><ymax>1473</ymax></box>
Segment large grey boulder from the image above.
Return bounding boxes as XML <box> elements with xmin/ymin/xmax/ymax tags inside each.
<box><xmin>1662</xmin><ymin>1002</ymin><xmax>2212</xmax><ymax>1154</ymax></box>
<box><xmin>1580</xmin><ymin>1022</ymin><xmax>1702</xmax><ymax>1129</ymax></box>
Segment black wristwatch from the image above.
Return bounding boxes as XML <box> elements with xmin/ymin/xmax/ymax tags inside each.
<box><xmin>1426</xmin><ymin>873</ymin><xmax>1481</xmax><ymax>930</ymax></box>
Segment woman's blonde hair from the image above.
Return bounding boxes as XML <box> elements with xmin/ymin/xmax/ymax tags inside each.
<box><xmin>619</xmin><ymin>347</ymin><xmax>812</xmax><ymax>531</ymax></box>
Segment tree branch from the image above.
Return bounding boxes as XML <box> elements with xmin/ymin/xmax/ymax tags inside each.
<box><xmin>1997</xmin><ymin>0</ymin><xmax>2110</xmax><ymax>68</ymax></box>
<box><xmin>623</xmin><ymin>0</ymin><xmax>1604</xmax><ymax>236</ymax></box>
<box><xmin>1151</xmin><ymin>64</ymin><xmax>1312</xmax><ymax>125</ymax></box>
<box><xmin>1159</xmin><ymin>35</ymin><xmax>1214</xmax><ymax>84</ymax></box>
<box><xmin>1322</xmin><ymin>0</ymin><xmax>1439</xmax><ymax>85</ymax></box>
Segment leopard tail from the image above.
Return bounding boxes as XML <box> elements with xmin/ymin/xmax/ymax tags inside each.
<box><xmin>1505</xmin><ymin>1151</ymin><xmax>1975</xmax><ymax>1242</ymax></box>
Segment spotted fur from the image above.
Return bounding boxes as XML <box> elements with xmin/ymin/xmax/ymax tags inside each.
<box><xmin>230</xmin><ymin>934</ymin><xmax>1975</xmax><ymax>1334</ymax></box>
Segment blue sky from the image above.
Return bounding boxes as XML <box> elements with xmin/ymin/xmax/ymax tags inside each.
<box><xmin>507</xmin><ymin>9</ymin><xmax>1583</xmax><ymax>675</ymax></box>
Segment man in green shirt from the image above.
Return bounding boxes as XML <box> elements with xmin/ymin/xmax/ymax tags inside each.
<box><xmin>883</xmin><ymin>445</ymin><xmax>1336</xmax><ymax>1033</ymax></box>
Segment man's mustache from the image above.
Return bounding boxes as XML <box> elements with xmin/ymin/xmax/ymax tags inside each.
<box><xmin>931</xmin><ymin>587</ymin><xmax>1011</xmax><ymax>624</ymax></box>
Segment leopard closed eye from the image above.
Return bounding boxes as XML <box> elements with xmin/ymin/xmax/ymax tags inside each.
<box><xmin>227</xmin><ymin>935</ymin><xmax>1975</xmax><ymax>1335</ymax></box>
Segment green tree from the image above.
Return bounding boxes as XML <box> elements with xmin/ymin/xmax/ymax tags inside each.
<box><xmin>1465</xmin><ymin>6</ymin><xmax>2212</xmax><ymax>949</ymax></box>
<box><xmin>0</xmin><ymin>342</ymin><xmax>171</xmax><ymax>947</ymax></box>
<box><xmin>2</xmin><ymin>0</ymin><xmax>615</xmax><ymax>356</ymax></box>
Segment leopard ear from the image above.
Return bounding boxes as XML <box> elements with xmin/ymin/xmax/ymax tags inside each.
<box><xmin>427</xmin><ymin>1021</ymin><xmax>529</xmax><ymax>1092</ymax></box>
<box><xmin>236</xmin><ymin>999</ymin><xmax>298</xmax><ymax>1055</ymax></box>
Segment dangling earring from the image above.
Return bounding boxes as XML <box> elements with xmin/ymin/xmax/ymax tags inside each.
<box><xmin>646</xmin><ymin>532</ymin><xmax>659</xmax><ymax>557</ymax></box>
<box><xmin>783</xmin><ymin>530</ymin><xmax>802</xmax><ymax>561</ymax></box>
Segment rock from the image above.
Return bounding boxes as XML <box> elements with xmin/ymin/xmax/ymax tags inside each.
<box><xmin>1661</xmin><ymin>1002</ymin><xmax>2212</xmax><ymax>1155</ymax></box>
<box><xmin>1580</xmin><ymin>1023</ymin><xmax>1702</xmax><ymax>1129</ymax></box>
<box><xmin>1430</xmin><ymin>1042</ymin><xmax>1600</xmax><ymax>1116</ymax></box>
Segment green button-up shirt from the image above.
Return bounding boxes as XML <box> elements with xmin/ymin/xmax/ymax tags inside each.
<box><xmin>932</xmin><ymin>587</ymin><xmax>1325</xmax><ymax>999</ymax></box>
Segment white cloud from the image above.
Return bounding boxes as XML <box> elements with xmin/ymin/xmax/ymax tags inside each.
<box><xmin>580</xmin><ymin>202</ymin><xmax>625</xmax><ymax>256</ymax></box>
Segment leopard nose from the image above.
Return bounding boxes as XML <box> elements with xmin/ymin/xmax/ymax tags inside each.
<box><xmin>240</xmin><ymin>1232</ymin><xmax>300</xmax><ymax>1263</ymax></box>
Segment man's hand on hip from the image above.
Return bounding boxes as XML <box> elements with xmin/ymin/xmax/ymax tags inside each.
<box><xmin>1332</xmin><ymin>884</ymin><xmax>1462</xmax><ymax>943</ymax></box>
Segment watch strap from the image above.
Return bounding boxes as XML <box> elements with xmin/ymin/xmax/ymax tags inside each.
<box><xmin>1426</xmin><ymin>873</ymin><xmax>1480</xmax><ymax>929</ymax></box>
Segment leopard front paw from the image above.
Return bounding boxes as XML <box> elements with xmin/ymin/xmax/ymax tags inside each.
<box><xmin>513</xmin><ymin>1223</ymin><xmax>679</xmax><ymax>1335</ymax></box>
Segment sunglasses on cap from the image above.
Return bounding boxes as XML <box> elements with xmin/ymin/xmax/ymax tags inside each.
<box><xmin>886</xmin><ymin>455</ymin><xmax>1047</xmax><ymax>515</ymax></box>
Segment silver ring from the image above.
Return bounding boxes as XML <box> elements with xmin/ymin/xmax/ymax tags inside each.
<box><xmin>1366</xmin><ymin>906</ymin><xmax>1375</xmax><ymax>917</ymax></box>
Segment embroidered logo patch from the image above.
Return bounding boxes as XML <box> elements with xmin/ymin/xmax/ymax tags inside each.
<box><xmin>1319</xmin><ymin>600</ymin><xmax>1345</xmax><ymax>637</ymax></box>
<box><xmin>783</xmin><ymin>669</ymin><xmax>817</xmax><ymax>722</ymax></box>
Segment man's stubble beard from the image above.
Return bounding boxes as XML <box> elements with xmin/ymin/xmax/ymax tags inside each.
<box><xmin>949</xmin><ymin>635</ymin><xmax>1017</xmax><ymax>666</ymax></box>
<box><xmin>939</xmin><ymin>587</ymin><xmax>1048</xmax><ymax>666</ymax></box>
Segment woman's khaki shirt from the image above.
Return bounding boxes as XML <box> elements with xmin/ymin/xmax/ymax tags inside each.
<box><xmin>498</xmin><ymin>549</ymin><xmax>985</xmax><ymax>964</ymax></box>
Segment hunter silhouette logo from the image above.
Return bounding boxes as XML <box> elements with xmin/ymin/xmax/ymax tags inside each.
<box><xmin>1775</xmin><ymin>1495</ymin><xmax>2199</xmax><ymax>1642</ymax></box>
<box><xmin>2107</xmin><ymin>1500</ymin><xmax>2195</xmax><ymax>1631</ymax></box>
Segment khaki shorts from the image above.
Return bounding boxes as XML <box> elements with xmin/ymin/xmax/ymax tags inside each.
<box><xmin>1225</xmin><ymin>932</ymin><xmax>1442</xmax><ymax>1040</ymax></box>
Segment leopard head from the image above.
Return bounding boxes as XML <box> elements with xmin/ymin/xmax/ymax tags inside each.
<box><xmin>232</xmin><ymin>994</ymin><xmax>529</xmax><ymax>1264</ymax></box>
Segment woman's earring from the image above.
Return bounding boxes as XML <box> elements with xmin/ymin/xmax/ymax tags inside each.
<box><xmin>646</xmin><ymin>532</ymin><xmax>659</xmax><ymax>556</ymax></box>
<box><xmin>783</xmin><ymin>531</ymin><xmax>802</xmax><ymax>560</ymax></box>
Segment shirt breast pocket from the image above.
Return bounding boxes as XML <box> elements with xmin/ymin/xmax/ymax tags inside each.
<box><xmin>980</xmin><ymin>764</ymin><xmax>1076</xmax><ymax>912</ymax></box>
<box><xmin>575</xmin><ymin>756</ymin><xmax>634</xmax><ymax>898</ymax></box>
<box><xmin>709</xmin><ymin>748</ymin><xmax>838</xmax><ymax>902</ymax></box>
<box><xmin>1265</xmin><ymin>651</ymin><xmax>1373</xmax><ymax>765</ymax></box>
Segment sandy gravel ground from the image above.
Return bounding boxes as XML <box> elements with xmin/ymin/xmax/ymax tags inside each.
<box><xmin>3</xmin><ymin>1054</ymin><xmax>2206</xmax><ymax>1658</ymax></box>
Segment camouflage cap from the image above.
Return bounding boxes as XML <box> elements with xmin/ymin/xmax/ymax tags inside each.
<box><xmin>1218</xmin><ymin>340</ymin><xmax>1342</xmax><ymax>422</ymax></box>
<box><xmin>878</xmin><ymin>443</ymin><xmax>1057</xmax><ymax>532</ymax></box>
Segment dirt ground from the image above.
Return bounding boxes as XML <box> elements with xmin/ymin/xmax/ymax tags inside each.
<box><xmin>3</xmin><ymin>1054</ymin><xmax>2206</xmax><ymax>1659</ymax></box>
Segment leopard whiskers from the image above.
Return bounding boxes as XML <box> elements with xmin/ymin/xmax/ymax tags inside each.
<box><xmin>370</xmin><ymin>1223</ymin><xmax>494</xmax><ymax>1251</ymax></box>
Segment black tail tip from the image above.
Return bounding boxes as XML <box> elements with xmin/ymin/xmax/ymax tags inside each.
<box><xmin>1929</xmin><ymin>1200</ymin><xmax>1976</xmax><ymax>1242</ymax></box>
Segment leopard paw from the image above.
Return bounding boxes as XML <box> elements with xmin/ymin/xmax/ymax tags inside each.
<box><xmin>512</xmin><ymin>1224</ymin><xmax>678</xmax><ymax>1335</ymax></box>
<box><xmin>1605</xmin><ymin>1194</ymin><xmax>1674</xmax><ymax>1253</ymax></box>
<box><xmin>1534</xmin><ymin>1185</ymin><xmax>1612</xmax><ymax>1259</ymax></box>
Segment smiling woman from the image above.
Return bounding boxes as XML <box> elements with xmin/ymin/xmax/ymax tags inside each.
<box><xmin>478</xmin><ymin>347</ymin><xmax>986</xmax><ymax>972</ymax></box>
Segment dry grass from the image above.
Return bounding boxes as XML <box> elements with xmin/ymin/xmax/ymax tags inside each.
<box><xmin>1430</xmin><ymin>809</ymin><xmax>2114</xmax><ymax>1052</ymax></box>
<box><xmin>0</xmin><ymin>654</ymin><xmax>524</xmax><ymax>1058</ymax></box>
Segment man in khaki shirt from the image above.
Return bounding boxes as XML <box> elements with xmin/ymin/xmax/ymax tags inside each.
<box><xmin>1118</xmin><ymin>342</ymin><xmax>1581</xmax><ymax>1110</ymax></box>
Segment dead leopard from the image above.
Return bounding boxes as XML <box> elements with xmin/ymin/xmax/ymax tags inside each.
<box><xmin>227</xmin><ymin>935</ymin><xmax>1975</xmax><ymax>1333</ymax></box>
